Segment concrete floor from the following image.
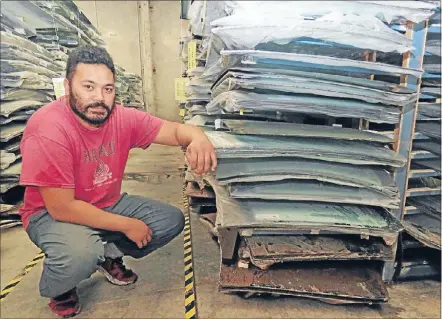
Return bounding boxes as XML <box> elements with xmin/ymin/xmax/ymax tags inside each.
<box><xmin>1</xmin><ymin>145</ymin><xmax>440</xmax><ymax>318</ymax></box>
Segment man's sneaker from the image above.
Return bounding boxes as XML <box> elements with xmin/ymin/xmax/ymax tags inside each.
<box><xmin>49</xmin><ymin>288</ymin><xmax>81</xmax><ymax>318</ymax></box>
<box><xmin>98</xmin><ymin>257</ymin><xmax>138</xmax><ymax>286</ymax></box>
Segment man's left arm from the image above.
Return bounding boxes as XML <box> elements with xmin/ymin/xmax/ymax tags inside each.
<box><xmin>153</xmin><ymin>121</ymin><xmax>217</xmax><ymax>175</ymax></box>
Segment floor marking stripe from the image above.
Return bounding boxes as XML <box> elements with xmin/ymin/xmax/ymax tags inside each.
<box><xmin>185</xmin><ymin>293</ymin><xmax>195</xmax><ymax>306</ymax></box>
<box><xmin>0</xmin><ymin>251</ymin><xmax>44</xmax><ymax>302</ymax></box>
<box><xmin>185</xmin><ymin>301</ymin><xmax>195</xmax><ymax>313</ymax></box>
<box><xmin>25</xmin><ymin>260</ymin><xmax>40</xmax><ymax>267</ymax></box>
<box><xmin>184</xmin><ymin>258</ymin><xmax>192</xmax><ymax>265</ymax></box>
<box><xmin>185</xmin><ymin>277</ymin><xmax>193</xmax><ymax>286</ymax></box>
<box><xmin>185</xmin><ymin>272</ymin><xmax>194</xmax><ymax>282</ymax></box>
<box><xmin>185</xmin><ymin>307</ymin><xmax>196</xmax><ymax>319</ymax></box>
<box><xmin>184</xmin><ymin>250</ymin><xmax>192</xmax><ymax>258</ymax></box>
<box><xmin>3</xmin><ymin>276</ymin><xmax>24</xmax><ymax>288</ymax></box>
<box><xmin>185</xmin><ymin>263</ymin><xmax>193</xmax><ymax>272</ymax></box>
<box><xmin>185</xmin><ymin>282</ymin><xmax>194</xmax><ymax>293</ymax></box>
<box><xmin>182</xmin><ymin>188</ymin><xmax>197</xmax><ymax>319</ymax></box>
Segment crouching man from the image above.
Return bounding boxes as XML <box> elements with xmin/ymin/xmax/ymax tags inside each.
<box><xmin>19</xmin><ymin>45</ymin><xmax>216</xmax><ymax>318</ymax></box>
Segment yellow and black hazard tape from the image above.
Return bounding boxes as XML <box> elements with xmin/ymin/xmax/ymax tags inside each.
<box><xmin>183</xmin><ymin>186</ymin><xmax>197</xmax><ymax>319</ymax></box>
<box><xmin>0</xmin><ymin>251</ymin><xmax>45</xmax><ymax>301</ymax></box>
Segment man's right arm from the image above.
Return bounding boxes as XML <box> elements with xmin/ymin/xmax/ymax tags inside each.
<box><xmin>39</xmin><ymin>187</ymin><xmax>152</xmax><ymax>248</ymax></box>
<box><xmin>19</xmin><ymin>132</ymin><xmax>150</xmax><ymax>248</ymax></box>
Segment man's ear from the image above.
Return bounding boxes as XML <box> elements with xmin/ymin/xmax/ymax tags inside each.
<box><xmin>63</xmin><ymin>78</ymin><xmax>70</xmax><ymax>96</ymax></box>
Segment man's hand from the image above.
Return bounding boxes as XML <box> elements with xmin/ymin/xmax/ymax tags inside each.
<box><xmin>152</xmin><ymin>121</ymin><xmax>218</xmax><ymax>175</ymax></box>
<box><xmin>123</xmin><ymin>219</ymin><xmax>153</xmax><ymax>249</ymax></box>
<box><xmin>186</xmin><ymin>136</ymin><xmax>217</xmax><ymax>175</ymax></box>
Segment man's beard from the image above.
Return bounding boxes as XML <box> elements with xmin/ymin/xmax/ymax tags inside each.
<box><xmin>69</xmin><ymin>88</ymin><xmax>115</xmax><ymax>125</ymax></box>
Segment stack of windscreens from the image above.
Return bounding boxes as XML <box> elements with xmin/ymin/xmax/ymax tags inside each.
<box><xmin>1</xmin><ymin>1</ymin><xmax>104</xmax><ymax>53</ymax></box>
<box><xmin>403</xmin><ymin>177</ymin><xmax>441</xmax><ymax>251</ymax></box>
<box><xmin>115</xmin><ymin>66</ymin><xmax>144</xmax><ymax>109</ymax></box>
<box><xmin>32</xmin><ymin>0</ymin><xmax>103</xmax><ymax>51</ymax></box>
<box><xmin>32</xmin><ymin>28</ymin><xmax>80</xmax><ymax>49</ymax></box>
<box><xmin>0</xmin><ymin>203</ymin><xmax>22</xmax><ymax>229</ymax></box>
<box><xmin>0</xmin><ymin>31</ymin><xmax>65</xmax><ymax>198</ymax></box>
<box><xmin>182</xmin><ymin>0</ymin><xmax>438</xmax><ymax>304</ymax></box>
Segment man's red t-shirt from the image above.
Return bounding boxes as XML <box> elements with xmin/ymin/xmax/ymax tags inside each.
<box><xmin>19</xmin><ymin>97</ymin><xmax>164</xmax><ymax>229</ymax></box>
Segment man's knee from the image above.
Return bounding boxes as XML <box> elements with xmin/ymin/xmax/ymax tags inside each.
<box><xmin>149</xmin><ymin>205</ymin><xmax>184</xmax><ymax>251</ymax></box>
<box><xmin>173</xmin><ymin>205</ymin><xmax>185</xmax><ymax>227</ymax></box>
<box><xmin>143</xmin><ymin>204</ymin><xmax>184</xmax><ymax>246</ymax></box>
<box><xmin>164</xmin><ymin>205</ymin><xmax>185</xmax><ymax>237</ymax></box>
<box><xmin>126</xmin><ymin>205</ymin><xmax>184</xmax><ymax>259</ymax></box>
<box><xmin>45</xmin><ymin>240</ymin><xmax>104</xmax><ymax>279</ymax></box>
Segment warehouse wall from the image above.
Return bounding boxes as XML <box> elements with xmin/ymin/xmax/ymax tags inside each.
<box><xmin>148</xmin><ymin>1</ymin><xmax>182</xmax><ymax>121</ymax></box>
<box><xmin>75</xmin><ymin>1</ymin><xmax>142</xmax><ymax>76</ymax></box>
<box><xmin>75</xmin><ymin>0</ymin><xmax>182</xmax><ymax>122</ymax></box>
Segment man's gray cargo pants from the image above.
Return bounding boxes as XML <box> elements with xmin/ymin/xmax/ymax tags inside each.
<box><xmin>25</xmin><ymin>193</ymin><xmax>185</xmax><ymax>298</ymax></box>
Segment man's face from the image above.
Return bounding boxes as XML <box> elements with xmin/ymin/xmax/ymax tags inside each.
<box><xmin>65</xmin><ymin>63</ymin><xmax>116</xmax><ymax>126</ymax></box>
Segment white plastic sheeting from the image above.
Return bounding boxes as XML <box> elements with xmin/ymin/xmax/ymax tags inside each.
<box><xmin>204</xmin><ymin>13</ymin><xmax>414</xmax><ymax>78</ymax></box>
<box><xmin>211</xmin><ymin>12</ymin><xmax>412</xmax><ymax>53</ymax></box>
<box><xmin>224</xmin><ymin>1</ymin><xmax>437</xmax><ymax>24</ymax></box>
<box><xmin>202</xmin><ymin>1</ymin><xmax>437</xmax><ymax>78</ymax></box>
<box><xmin>188</xmin><ymin>0</ymin><xmax>234</xmax><ymax>36</ymax></box>
<box><xmin>188</xmin><ymin>0</ymin><xmax>437</xmax><ymax>37</ymax></box>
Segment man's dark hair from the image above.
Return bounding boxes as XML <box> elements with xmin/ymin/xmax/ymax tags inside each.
<box><xmin>65</xmin><ymin>45</ymin><xmax>115</xmax><ymax>81</ymax></box>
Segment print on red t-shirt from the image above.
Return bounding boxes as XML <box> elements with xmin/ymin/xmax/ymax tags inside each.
<box><xmin>19</xmin><ymin>97</ymin><xmax>164</xmax><ymax>229</ymax></box>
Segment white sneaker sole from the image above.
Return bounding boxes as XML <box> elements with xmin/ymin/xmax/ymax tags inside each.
<box><xmin>97</xmin><ymin>267</ymin><xmax>135</xmax><ymax>286</ymax></box>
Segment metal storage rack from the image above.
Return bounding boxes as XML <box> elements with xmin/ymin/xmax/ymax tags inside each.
<box><xmin>389</xmin><ymin>15</ymin><xmax>441</xmax><ymax>281</ymax></box>
<box><xmin>292</xmin><ymin>18</ymin><xmax>440</xmax><ymax>282</ymax></box>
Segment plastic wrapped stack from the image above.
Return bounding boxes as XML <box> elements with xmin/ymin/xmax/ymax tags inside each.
<box><xmin>182</xmin><ymin>1</ymin><xmax>438</xmax><ymax>304</ymax></box>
